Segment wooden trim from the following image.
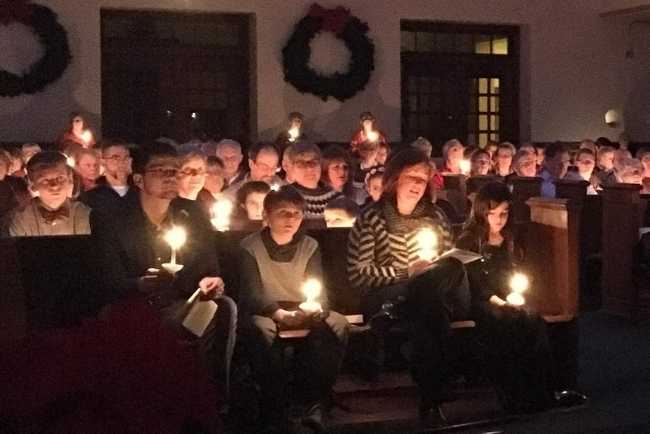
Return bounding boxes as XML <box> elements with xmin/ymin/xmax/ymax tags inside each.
<box><xmin>599</xmin><ymin>5</ymin><xmax>650</xmax><ymax>17</ymax></box>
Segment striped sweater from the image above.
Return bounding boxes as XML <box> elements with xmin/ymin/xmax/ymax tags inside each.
<box><xmin>347</xmin><ymin>198</ymin><xmax>454</xmax><ymax>293</ymax></box>
<box><xmin>292</xmin><ymin>182</ymin><xmax>343</xmax><ymax>219</ymax></box>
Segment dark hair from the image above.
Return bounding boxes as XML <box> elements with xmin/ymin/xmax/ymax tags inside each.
<box><xmin>575</xmin><ymin>148</ymin><xmax>595</xmax><ymax>161</ymax></box>
<box><xmin>132</xmin><ymin>141</ymin><xmax>178</xmax><ymax>174</ymax></box>
<box><xmin>26</xmin><ymin>151</ymin><xmax>69</xmax><ymax>181</ymax></box>
<box><xmin>321</xmin><ymin>144</ymin><xmax>355</xmax><ymax>194</ymax></box>
<box><xmin>325</xmin><ymin>196</ymin><xmax>360</xmax><ymax>218</ymax></box>
<box><xmin>596</xmin><ymin>137</ymin><xmax>614</xmax><ymax>149</ymax></box>
<box><xmin>359</xmin><ymin>111</ymin><xmax>374</xmax><ymax>122</ymax></box>
<box><xmin>544</xmin><ymin>142</ymin><xmax>568</xmax><ymax>160</ymax></box>
<box><xmin>236</xmin><ymin>181</ymin><xmax>271</xmax><ymax>209</ymax></box>
<box><xmin>636</xmin><ymin>147</ymin><xmax>650</xmax><ymax>160</ymax></box>
<box><xmin>463</xmin><ymin>182</ymin><xmax>514</xmax><ymax>253</ymax></box>
<box><xmin>285</xmin><ymin>142</ymin><xmax>321</xmax><ymax>163</ymax></box>
<box><xmin>263</xmin><ymin>184</ymin><xmax>305</xmax><ymax>213</ymax></box>
<box><xmin>470</xmin><ymin>149</ymin><xmax>490</xmax><ymax>162</ymax></box>
<box><xmin>382</xmin><ymin>148</ymin><xmax>431</xmax><ymax>198</ymax></box>
<box><xmin>207</xmin><ymin>155</ymin><xmax>224</xmax><ymax>169</ymax></box>
<box><xmin>248</xmin><ymin>142</ymin><xmax>279</xmax><ymax>161</ymax></box>
<box><xmin>100</xmin><ymin>138</ymin><xmax>129</xmax><ymax>153</ymax></box>
<box><xmin>288</xmin><ymin>112</ymin><xmax>304</xmax><ymax>121</ymax></box>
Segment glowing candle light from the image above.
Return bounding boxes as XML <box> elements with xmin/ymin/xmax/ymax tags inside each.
<box><xmin>65</xmin><ymin>154</ymin><xmax>75</xmax><ymax>168</ymax></box>
<box><xmin>270</xmin><ymin>183</ymin><xmax>280</xmax><ymax>192</ymax></box>
<box><xmin>288</xmin><ymin>126</ymin><xmax>300</xmax><ymax>142</ymax></box>
<box><xmin>162</xmin><ymin>226</ymin><xmax>187</xmax><ymax>274</ymax></box>
<box><xmin>366</xmin><ymin>130</ymin><xmax>379</xmax><ymax>143</ymax></box>
<box><xmin>80</xmin><ymin>130</ymin><xmax>93</xmax><ymax>147</ymax></box>
<box><xmin>211</xmin><ymin>198</ymin><xmax>233</xmax><ymax>231</ymax></box>
<box><xmin>299</xmin><ymin>278</ymin><xmax>322</xmax><ymax>315</ymax></box>
<box><xmin>507</xmin><ymin>272</ymin><xmax>529</xmax><ymax>306</ymax></box>
<box><xmin>459</xmin><ymin>159</ymin><xmax>471</xmax><ymax>175</ymax></box>
<box><xmin>416</xmin><ymin>228</ymin><xmax>438</xmax><ymax>261</ymax></box>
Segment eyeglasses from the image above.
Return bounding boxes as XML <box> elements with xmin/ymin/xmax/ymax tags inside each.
<box><xmin>294</xmin><ymin>160</ymin><xmax>320</xmax><ymax>169</ymax></box>
<box><xmin>35</xmin><ymin>175</ymin><xmax>69</xmax><ymax>188</ymax></box>
<box><xmin>145</xmin><ymin>168</ymin><xmax>178</xmax><ymax>178</ymax></box>
<box><xmin>178</xmin><ymin>168</ymin><xmax>206</xmax><ymax>177</ymax></box>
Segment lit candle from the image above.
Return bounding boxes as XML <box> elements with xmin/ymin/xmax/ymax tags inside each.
<box><xmin>211</xmin><ymin>198</ymin><xmax>233</xmax><ymax>231</ymax></box>
<box><xmin>416</xmin><ymin>228</ymin><xmax>438</xmax><ymax>261</ymax></box>
<box><xmin>459</xmin><ymin>159</ymin><xmax>471</xmax><ymax>175</ymax></box>
<box><xmin>162</xmin><ymin>226</ymin><xmax>187</xmax><ymax>274</ymax></box>
<box><xmin>270</xmin><ymin>183</ymin><xmax>280</xmax><ymax>192</ymax></box>
<box><xmin>299</xmin><ymin>278</ymin><xmax>322</xmax><ymax>315</ymax></box>
<box><xmin>65</xmin><ymin>154</ymin><xmax>75</xmax><ymax>168</ymax></box>
<box><xmin>288</xmin><ymin>126</ymin><xmax>300</xmax><ymax>142</ymax></box>
<box><xmin>507</xmin><ymin>272</ymin><xmax>529</xmax><ymax>306</ymax></box>
<box><xmin>366</xmin><ymin>130</ymin><xmax>379</xmax><ymax>143</ymax></box>
<box><xmin>80</xmin><ymin>130</ymin><xmax>93</xmax><ymax>147</ymax></box>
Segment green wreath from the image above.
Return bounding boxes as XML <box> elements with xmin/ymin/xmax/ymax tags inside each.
<box><xmin>282</xmin><ymin>4</ymin><xmax>374</xmax><ymax>102</ymax></box>
<box><xmin>0</xmin><ymin>1</ymin><xmax>72</xmax><ymax>97</ymax></box>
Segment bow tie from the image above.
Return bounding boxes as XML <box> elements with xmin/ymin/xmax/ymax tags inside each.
<box><xmin>38</xmin><ymin>205</ymin><xmax>70</xmax><ymax>224</ymax></box>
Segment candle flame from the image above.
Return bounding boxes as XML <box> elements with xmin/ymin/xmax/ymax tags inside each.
<box><xmin>80</xmin><ymin>130</ymin><xmax>93</xmax><ymax>145</ymax></box>
<box><xmin>510</xmin><ymin>273</ymin><xmax>529</xmax><ymax>294</ymax></box>
<box><xmin>416</xmin><ymin>228</ymin><xmax>438</xmax><ymax>261</ymax></box>
<box><xmin>270</xmin><ymin>183</ymin><xmax>280</xmax><ymax>192</ymax></box>
<box><xmin>460</xmin><ymin>159</ymin><xmax>471</xmax><ymax>175</ymax></box>
<box><xmin>288</xmin><ymin>126</ymin><xmax>299</xmax><ymax>142</ymax></box>
<box><xmin>302</xmin><ymin>278</ymin><xmax>322</xmax><ymax>302</ymax></box>
<box><xmin>164</xmin><ymin>226</ymin><xmax>187</xmax><ymax>250</ymax></box>
<box><xmin>367</xmin><ymin>130</ymin><xmax>379</xmax><ymax>143</ymax></box>
<box><xmin>506</xmin><ymin>292</ymin><xmax>526</xmax><ymax>306</ymax></box>
<box><xmin>211</xmin><ymin>198</ymin><xmax>233</xmax><ymax>231</ymax></box>
<box><xmin>65</xmin><ymin>154</ymin><xmax>75</xmax><ymax>168</ymax></box>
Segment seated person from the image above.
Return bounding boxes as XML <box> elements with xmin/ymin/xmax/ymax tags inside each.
<box><xmin>492</xmin><ymin>142</ymin><xmax>515</xmax><ymax>177</ymax></box>
<box><xmin>233</xmin><ymin>180</ymin><xmax>271</xmax><ymax>227</ymax></box>
<box><xmin>80</xmin><ymin>140</ymin><xmax>137</xmax><ymax>217</ymax></box>
<box><xmin>347</xmin><ymin>148</ymin><xmax>470</xmax><ymax>420</ymax></box>
<box><xmin>90</xmin><ymin>142</ymin><xmax>236</xmax><ymax>397</ymax></box>
<box><xmin>564</xmin><ymin>148</ymin><xmax>599</xmax><ymax>194</ymax></box>
<box><xmin>275</xmin><ymin>111</ymin><xmax>307</xmax><ymax>154</ymax></box>
<box><xmin>216</xmin><ymin>139</ymin><xmax>245</xmax><ymax>187</ymax></box>
<box><xmin>239</xmin><ymin>186</ymin><xmax>349</xmax><ymax>433</ymax></box>
<box><xmin>616</xmin><ymin>157</ymin><xmax>646</xmax><ymax>191</ymax></box>
<box><xmin>324</xmin><ymin>196</ymin><xmax>359</xmax><ymax>228</ymax></box>
<box><xmin>440</xmin><ymin>139</ymin><xmax>465</xmax><ymax>174</ymax></box>
<box><xmin>286</xmin><ymin>143</ymin><xmax>342</xmax><ymax>219</ymax></box>
<box><xmin>457</xmin><ymin>182</ymin><xmax>586</xmax><ymax>413</ymax></box>
<box><xmin>376</xmin><ymin>141</ymin><xmax>391</xmax><ymax>166</ymax></box>
<box><xmin>224</xmin><ymin>142</ymin><xmax>282</xmax><ymax>198</ymax></box>
<box><xmin>349</xmin><ymin>111</ymin><xmax>388</xmax><ymax>155</ymax></box>
<box><xmin>511</xmin><ymin>149</ymin><xmax>538</xmax><ymax>178</ymax></box>
<box><xmin>73</xmin><ymin>148</ymin><xmax>101</xmax><ymax>192</ymax></box>
<box><xmin>540</xmin><ymin>142</ymin><xmax>570</xmax><ymax>198</ymax></box>
<box><xmin>469</xmin><ymin>149</ymin><xmax>491</xmax><ymax>176</ymax></box>
<box><xmin>321</xmin><ymin>144</ymin><xmax>367</xmax><ymax>205</ymax></box>
<box><xmin>595</xmin><ymin>145</ymin><xmax>617</xmax><ymax>187</ymax></box>
<box><xmin>352</xmin><ymin>140</ymin><xmax>381</xmax><ymax>187</ymax></box>
<box><xmin>410</xmin><ymin>136</ymin><xmax>433</xmax><ymax>158</ymax></box>
<box><xmin>177</xmin><ymin>151</ymin><xmax>207</xmax><ymax>201</ymax></box>
<box><xmin>361</xmin><ymin>166</ymin><xmax>384</xmax><ymax>208</ymax></box>
<box><xmin>197</xmin><ymin>156</ymin><xmax>226</xmax><ymax>211</ymax></box>
<box><xmin>8</xmin><ymin>151</ymin><xmax>90</xmax><ymax>237</ymax></box>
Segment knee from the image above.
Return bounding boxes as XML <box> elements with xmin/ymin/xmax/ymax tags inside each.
<box><xmin>325</xmin><ymin>311</ymin><xmax>350</xmax><ymax>344</ymax></box>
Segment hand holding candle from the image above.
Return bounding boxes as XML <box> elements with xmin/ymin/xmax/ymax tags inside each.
<box><xmin>162</xmin><ymin>226</ymin><xmax>187</xmax><ymax>274</ymax></box>
<box><xmin>459</xmin><ymin>159</ymin><xmax>471</xmax><ymax>175</ymax></box>
<box><xmin>366</xmin><ymin>130</ymin><xmax>379</xmax><ymax>143</ymax></box>
<box><xmin>288</xmin><ymin>126</ymin><xmax>300</xmax><ymax>142</ymax></box>
<box><xmin>506</xmin><ymin>272</ymin><xmax>529</xmax><ymax>306</ymax></box>
<box><xmin>416</xmin><ymin>228</ymin><xmax>438</xmax><ymax>261</ymax></box>
<box><xmin>299</xmin><ymin>278</ymin><xmax>323</xmax><ymax>316</ymax></box>
<box><xmin>211</xmin><ymin>198</ymin><xmax>233</xmax><ymax>231</ymax></box>
<box><xmin>80</xmin><ymin>130</ymin><xmax>93</xmax><ymax>147</ymax></box>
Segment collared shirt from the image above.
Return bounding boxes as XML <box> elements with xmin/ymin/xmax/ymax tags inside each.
<box><xmin>9</xmin><ymin>198</ymin><xmax>91</xmax><ymax>237</ymax></box>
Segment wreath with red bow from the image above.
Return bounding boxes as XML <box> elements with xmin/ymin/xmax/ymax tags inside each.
<box><xmin>282</xmin><ymin>4</ymin><xmax>374</xmax><ymax>102</ymax></box>
<box><xmin>0</xmin><ymin>0</ymin><xmax>71</xmax><ymax>97</ymax></box>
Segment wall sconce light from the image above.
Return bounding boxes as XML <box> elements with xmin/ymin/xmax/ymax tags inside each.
<box><xmin>605</xmin><ymin>109</ymin><xmax>621</xmax><ymax>128</ymax></box>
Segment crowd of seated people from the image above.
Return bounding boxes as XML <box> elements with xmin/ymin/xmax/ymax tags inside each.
<box><xmin>8</xmin><ymin>109</ymin><xmax>649</xmax><ymax>433</ymax></box>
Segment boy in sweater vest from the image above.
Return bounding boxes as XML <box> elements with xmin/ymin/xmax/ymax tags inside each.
<box><xmin>239</xmin><ymin>185</ymin><xmax>349</xmax><ymax>434</ymax></box>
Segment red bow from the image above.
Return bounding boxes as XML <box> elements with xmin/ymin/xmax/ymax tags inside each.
<box><xmin>0</xmin><ymin>0</ymin><xmax>33</xmax><ymax>25</ymax></box>
<box><xmin>38</xmin><ymin>205</ymin><xmax>70</xmax><ymax>224</ymax></box>
<box><xmin>308</xmin><ymin>3</ymin><xmax>351</xmax><ymax>35</ymax></box>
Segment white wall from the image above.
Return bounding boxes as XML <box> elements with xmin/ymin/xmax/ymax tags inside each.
<box><xmin>0</xmin><ymin>0</ymin><xmax>643</xmax><ymax>144</ymax></box>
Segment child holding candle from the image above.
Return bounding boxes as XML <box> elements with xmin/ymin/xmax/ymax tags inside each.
<box><xmin>239</xmin><ymin>185</ymin><xmax>349</xmax><ymax>434</ymax></box>
<box><xmin>456</xmin><ymin>182</ymin><xmax>586</xmax><ymax>413</ymax></box>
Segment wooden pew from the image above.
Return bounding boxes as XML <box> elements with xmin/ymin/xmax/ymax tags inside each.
<box><xmin>442</xmin><ymin>174</ymin><xmax>468</xmax><ymax>217</ymax></box>
<box><xmin>466</xmin><ymin>175</ymin><xmax>500</xmax><ymax>195</ymax></box>
<box><xmin>510</xmin><ymin>176</ymin><xmax>542</xmax><ymax>224</ymax></box>
<box><xmin>524</xmin><ymin>197</ymin><xmax>581</xmax><ymax>322</ymax></box>
<box><xmin>0</xmin><ymin>239</ymin><xmax>26</xmax><ymax>344</ymax></box>
<box><xmin>601</xmin><ymin>184</ymin><xmax>650</xmax><ymax>321</ymax></box>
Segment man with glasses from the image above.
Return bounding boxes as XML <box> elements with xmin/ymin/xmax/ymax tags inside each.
<box><xmin>80</xmin><ymin>140</ymin><xmax>137</xmax><ymax>219</ymax></box>
<box><xmin>7</xmin><ymin>151</ymin><xmax>91</xmax><ymax>236</ymax></box>
<box><xmin>287</xmin><ymin>143</ymin><xmax>342</xmax><ymax>219</ymax></box>
<box><xmin>91</xmin><ymin>141</ymin><xmax>237</xmax><ymax>408</ymax></box>
<box><xmin>224</xmin><ymin>142</ymin><xmax>283</xmax><ymax>198</ymax></box>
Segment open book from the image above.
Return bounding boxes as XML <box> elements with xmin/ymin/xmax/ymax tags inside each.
<box><xmin>435</xmin><ymin>248</ymin><xmax>483</xmax><ymax>265</ymax></box>
<box><xmin>182</xmin><ymin>289</ymin><xmax>218</xmax><ymax>337</ymax></box>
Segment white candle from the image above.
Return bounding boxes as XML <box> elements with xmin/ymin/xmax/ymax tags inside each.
<box><xmin>211</xmin><ymin>198</ymin><xmax>234</xmax><ymax>231</ymax></box>
<box><xmin>164</xmin><ymin>226</ymin><xmax>187</xmax><ymax>266</ymax></box>
<box><xmin>299</xmin><ymin>278</ymin><xmax>322</xmax><ymax>315</ymax></box>
<box><xmin>416</xmin><ymin>228</ymin><xmax>438</xmax><ymax>261</ymax></box>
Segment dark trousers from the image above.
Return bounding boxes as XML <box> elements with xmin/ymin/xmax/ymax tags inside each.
<box><xmin>360</xmin><ymin>258</ymin><xmax>470</xmax><ymax>403</ymax></box>
<box><xmin>244</xmin><ymin>312</ymin><xmax>349</xmax><ymax>424</ymax></box>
